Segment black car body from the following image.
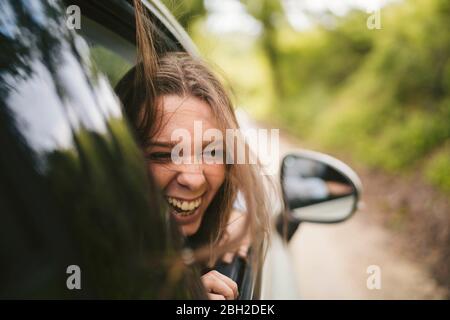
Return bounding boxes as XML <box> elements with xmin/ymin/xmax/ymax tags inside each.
<box><xmin>0</xmin><ymin>0</ymin><xmax>208</xmax><ymax>299</ymax></box>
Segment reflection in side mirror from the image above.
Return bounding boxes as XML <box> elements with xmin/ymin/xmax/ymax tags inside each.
<box><xmin>281</xmin><ymin>151</ymin><xmax>362</xmax><ymax>223</ymax></box>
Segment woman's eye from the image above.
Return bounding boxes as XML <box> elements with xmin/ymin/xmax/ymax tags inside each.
<box><xmin>146</xmin><ymin>152</ymin><xmax>172</xmax><ymax>162</ymax></box>
<box><xmin>203</xmin><ymin>148</ymin><xmax>223</xmax><ymax>159</ymax></box>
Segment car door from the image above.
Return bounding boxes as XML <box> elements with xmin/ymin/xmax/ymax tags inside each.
<box><xmin>0</xmin><ymin>0</ymin><xmax>206</xmax><ymax>299</ymax></box>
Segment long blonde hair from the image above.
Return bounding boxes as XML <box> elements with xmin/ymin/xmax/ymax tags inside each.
<box><xmin>115</xmin><ymin>0</ymin><xmax>270</xmax><ymax>268</ymax></box>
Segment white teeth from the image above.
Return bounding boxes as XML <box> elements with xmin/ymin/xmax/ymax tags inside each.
<box><xmin>166</xmin><ymin>196</ymin><xmax>202</xmax><ymax>215</ymax></box>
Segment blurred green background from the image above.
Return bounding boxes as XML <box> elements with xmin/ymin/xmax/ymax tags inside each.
<box><xmin>162</xmin><ymin>0</ymin><xmax>450</xmax><ymax>194</ymax></box>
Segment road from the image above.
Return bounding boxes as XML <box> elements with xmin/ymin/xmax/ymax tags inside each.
<box><xmin>290</xmin><ymin>215</ymin><xmax>446</xmax><ymax>299</ymax></box>
<box><xmin>237</xmin><ymin>109</ymin><xmax>447</xmax><ymax>299</ymax></box>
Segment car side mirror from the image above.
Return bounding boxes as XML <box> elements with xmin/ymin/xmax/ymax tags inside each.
<box><xmin>280</xmin><ymin>150</ymin><xmax>362</xmax><ymax>224</ymax></box>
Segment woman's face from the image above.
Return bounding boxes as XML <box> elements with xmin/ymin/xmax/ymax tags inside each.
<box><xmin>145</xmin><ymin>94</ymin><xmax>226</xmax><ymax>236</ymax></box>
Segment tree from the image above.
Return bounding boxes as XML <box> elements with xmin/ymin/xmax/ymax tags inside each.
<box><xmin>240</xmin><ymin>0</ymin><xmax>285</xmax><ymax>98</ymax></box>
<box><xmin>161</xmin><ymin>0</ymin><xmax>206</xmax><ymax>30</ymax></box>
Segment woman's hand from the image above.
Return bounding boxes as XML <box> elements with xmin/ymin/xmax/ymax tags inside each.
<box><xmin>220</xmin><ymin>210</ymin><xmax>251</xmax><ymax>264</ymax></box>
<box><xmin>201</xmin><ymin>270</ymin><xmax>238</xmax><ymax>300</ymax></box>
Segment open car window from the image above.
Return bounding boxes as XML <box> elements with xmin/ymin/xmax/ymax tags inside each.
<box><xmin>80</xmin><ymin>15</ymin><xmax>134</xmax><ymax>87</ymax></box>
<box><xmin>71</xmin><ymin>0</ymin><xmax>194</xmax><ymax>88</ymax></box>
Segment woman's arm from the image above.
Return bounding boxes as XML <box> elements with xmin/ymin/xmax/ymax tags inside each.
<box><xmin>220</xmin><ymin>209</ymin><xmax>251</xmax><ymax>263</ymax></box>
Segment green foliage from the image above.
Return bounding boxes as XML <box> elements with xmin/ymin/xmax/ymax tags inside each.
<box><xmin>160</xmin><ymin>0</ymin><xmax>206</xmax><ymax>30</ymax></box>
<box><xmin>425</xmin><ymin>142</ymin><xmax>450</xmax><ymax>193</ymax></box>
<box><xmin>270</xmin><ymin>0</ymin><xmax>450</xmax><ymax>193</ymax></box>
<box><xmin>90</xmin><ymin>46</ymin><xmax>132</xmax><ymax>87</ymax></box>
<box><xmin>277</xmin><ymin>11</ymin><xmax>374</xmax><ymax>93</ymax></box>
<box><xmin>190</xmin><ymin>19</ymin><xmax>276</xmax><ymax>119</ymax></box>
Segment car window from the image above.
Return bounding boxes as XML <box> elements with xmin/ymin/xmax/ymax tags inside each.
<box><xmin>59</xmin><ymin>0</ymin><xmax>203</xmax><ymax>94</ymax></box>
<box><xmin>72</xmin><ymin>0</ymin><xmax>188</xmax><ymax>87</ymax></box>
<box><xmin>79</xmin><ymin>16</ymin><xmax>134</xmax><ymax>87</ymax></box>
<box><xmin>90</xmin><ymin>46</ymin><xmax>132</xmax><ymax>87</ymax></box>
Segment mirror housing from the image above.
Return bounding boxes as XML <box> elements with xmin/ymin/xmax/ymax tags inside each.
<box><xmin>280</xmin><ymin>150</ymin><xmax>362</xmax><ymax>225</ymax></box>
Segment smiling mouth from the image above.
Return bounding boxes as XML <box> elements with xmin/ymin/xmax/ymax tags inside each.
<box><xmin>166</xmin><ymin>196</ymin><xmax>202</xmax><ymax>217</ymax></box>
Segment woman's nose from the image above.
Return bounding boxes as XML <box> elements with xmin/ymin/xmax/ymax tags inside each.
<box><xmin>176</xmin><ymin>166</ymin><xmax>207</xmax><ymax>191</ymax></box>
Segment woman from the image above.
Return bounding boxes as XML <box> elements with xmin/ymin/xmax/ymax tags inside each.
<box><xmin>115</xmin><ymin>1</ymin><xmax>270</xmax><ymax>300</ymax></box>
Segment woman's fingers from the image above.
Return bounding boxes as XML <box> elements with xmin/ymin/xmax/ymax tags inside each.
<box><xmin>210</xmin><ymin>270</ymin><xmax>239</xmax><ymax>298</ymax></box>
<box><xmin>221</xmin><ymin>242</ymin><xmax>250</xmax><ymax>262</ymax></box>
<box><xmin>237</xmin><ymin>244</ymin><xmax>249</xmax><ymax>258</ymax></box>
<box><xmin>222</xmin><ymin>252</ymin><xmax>235</xmax><ymax>264</ymax></box>
<box><xmin>222</xmin><ymin>243</ymin><xmax>249</xmax><ymax>264</ymax></box>
<box><xmin>204</xmin><ymin>276</ymin><xmax>234</xmax><ymax>300</ymax></box>
<box><xmin>208</xmin><ymin>293</ymin><xmax>226</xmax><ymax>300</ymax></box>
<box><xmin>201</xmin><ymin>271</ymin><xmax>238</xmax><ymax>300</ymax></box>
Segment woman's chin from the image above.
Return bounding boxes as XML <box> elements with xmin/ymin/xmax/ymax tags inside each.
<box><xmin>180</xmin><ymin>223</ymin><xmax>201</xmax><ymax>236</ymax></box>
<box><xmin>169</xmin><ymin>208</ymin><xmax>203</xmax><ymax>236</ymax></box>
